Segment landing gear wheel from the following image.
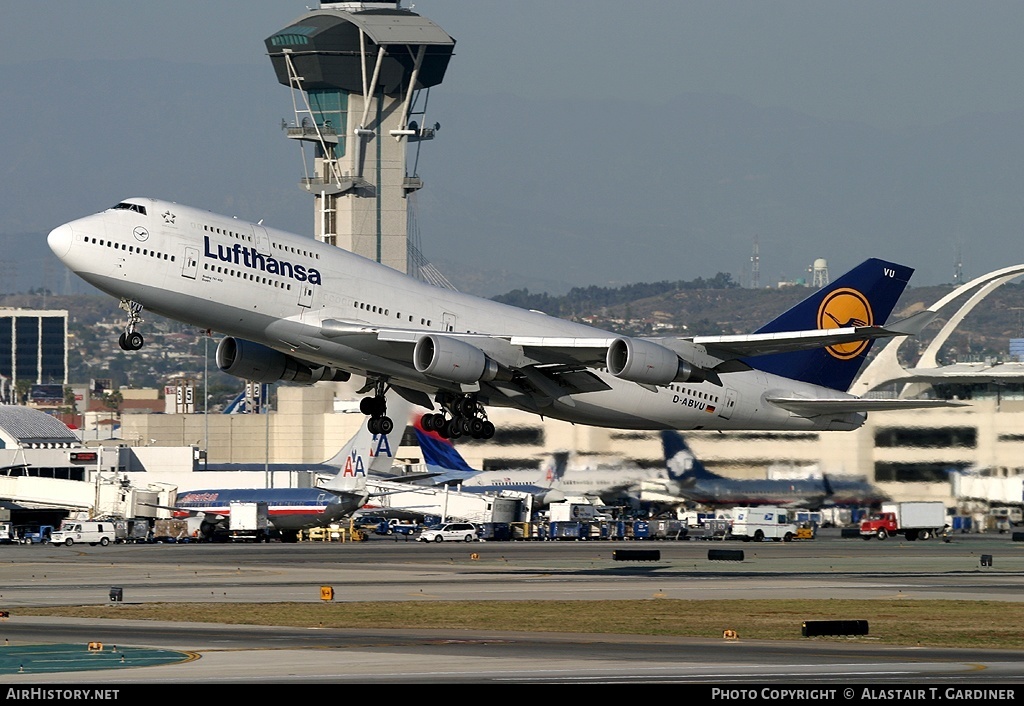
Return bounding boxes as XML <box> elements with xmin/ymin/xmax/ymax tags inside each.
<box><xmin>469</xmin><ymin>418</ymin><xmax>485</xmax><ymax>437</ymax></box>
<box><xmin>480</xmin><ymin>421</ymin><xmax>495</xmax><ymax>439</ymax></box>
<box><xmin>118</xmin><ymin>332</ymin><xmax>128</xmax><ymax>350</ymax></box>
<box><xmin>126</xmin><ymin>331</ymin><xmax>144</xmax><ymax>350</ymax></box>
<box><xmin>367</xmin><ymin>415</ymin><xmax>393</xmax><ymax>435</ymax></box>
<box><xmin>360</xmin><ymin>396</ymin><xmax>386</xmax><ymax>417</ymax></box>
<box><xmin>423</xmin><ymin>413</ymin><xmax>445</xmax><ymax>432</ymax></box>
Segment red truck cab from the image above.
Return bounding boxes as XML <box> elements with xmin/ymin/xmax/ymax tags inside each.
<box><xmin>860</xmin><ymin>512</ymin><xmax>898</xmax><ymax>540</ymax></box>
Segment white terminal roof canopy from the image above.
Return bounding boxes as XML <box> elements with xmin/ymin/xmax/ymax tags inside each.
<box><xmin>0</xmin><ymin>406</ymin><xmax>78</xmax><ymax>447</ymax></box>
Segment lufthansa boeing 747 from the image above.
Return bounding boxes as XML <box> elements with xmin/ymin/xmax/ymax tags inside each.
<box><xmin>48</xmin><ymin>198</ymin><xmax>959</xmax><ymax>438</ymax></box>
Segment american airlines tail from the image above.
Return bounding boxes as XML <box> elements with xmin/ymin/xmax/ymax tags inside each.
<box><xmin>319</xmin><ymin>391</ymin><xmax>410</xmax><ymax>493</ymax></box>
<box><xmin>744</xmin><ymin>258</ymin><xmax>914</xmax><ymax>391</ymax></box>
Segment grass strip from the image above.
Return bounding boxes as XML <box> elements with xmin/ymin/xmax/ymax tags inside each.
<box><xmin>16</xmin><ymin>599</ymin><xmax>1024</xmax><ymax>649</ymax></box>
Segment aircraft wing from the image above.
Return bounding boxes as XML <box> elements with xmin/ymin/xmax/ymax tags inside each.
<box><xmin>320</xmin><ymin>311</ymin><xmax>932</xmax><ymax>373</ymax></box>
<box><xmin>691</xmin><ymin>310</ymin><xmax>936</xmax><ymax>359</ymax></box>
<box><xmin>765</xmin><ymin>396</ymin><xmax>968</xmax><ymax>415</ymax></box>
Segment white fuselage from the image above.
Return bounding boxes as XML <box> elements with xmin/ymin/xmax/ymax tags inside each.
<box><xmin>459</xmin><ymin>464</ymin><xmax>671</xmax><ymax>502</ymax></box>
<box><xmin>48</xmin><ymin>198</ymin><xmax>863</xmax><ymax>432</ymax></box>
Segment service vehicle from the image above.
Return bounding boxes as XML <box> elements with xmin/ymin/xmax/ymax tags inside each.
<box><xmin>989</xmin><ymin>506</ymin><xmax>1023</xmax><ymax>533</ymax></box>
<box><xmin>229</xmin><ymin>501</ymin><xmax>269</xmax><ymax>541</ymax></box>
<box><xmin>352</xmin><ymin>514</ymin><xmax>387</xmax><ymax>531</ymax></box>
<box><xmin>859</xmin><ymin>501</ymin><xmax>947</xmax><ymax>541</ymax></box>
<box><xmin>375</xmin><ymin>518</ymin><xmax>419</xmax><ymax>536</ymax></box>
<box><xmin>51</xmin><ymin>520</ymin><xmax>117</xmax><ymax>547</ymax></box>
<box><xmin>0</xmin><ymin>521</ymin><xmax>14</xmax><ymax>544</ymax></box>
<box><xmin>19</xmin><ymin>524</ymin><xmax>54</xmax><ymax>544</ymax></box>
<box><xmin>728</xmin><ymin>506</ymin><xmax>797</xmax><ymax>542</ymax></box>
<box><xmin>418</xmin><ymin>522</ymin><xmax>479</xmax><ymax>543</ymax></box>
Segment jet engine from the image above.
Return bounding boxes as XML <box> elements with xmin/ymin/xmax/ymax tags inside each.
<box><xmin>606</xmin><ymin>337</ymin><xmax>706</xmax><ymax>386</ymax></box>
<box><xmin>413</xmin><ymin>334</ymin><xmax>502</xmax><ymax>384</ymax></box>
<box><xmin>216</xmin><ymin>337</ymin><xmax>350</xmax><ymax>385</ymax></box>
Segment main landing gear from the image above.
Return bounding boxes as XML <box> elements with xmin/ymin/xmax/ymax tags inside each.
<box><xmin>360</xmin><ymin>380</ymin><xmax>395</xmax><ymax>436</ymax></box>
<box><xmin>420</xmin><ymin>393</ymin><xmax>495</xmax><ymax>440</ymax></box>
<box><xmin>117</xmin><ymin>299</ymin><xmax>145</xmax><ymax>351</ymax></box>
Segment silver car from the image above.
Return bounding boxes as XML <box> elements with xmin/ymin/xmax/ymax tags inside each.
<box><xmin>418</xmin><ymin>522</ymin><xmax>479</xmax><ymax>543</ymax></box>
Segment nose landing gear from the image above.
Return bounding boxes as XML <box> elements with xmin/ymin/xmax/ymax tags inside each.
<box><xmin>117</xmin><ymin>299</ymin><xmax>145</xmax><ymax>351</ymax></box>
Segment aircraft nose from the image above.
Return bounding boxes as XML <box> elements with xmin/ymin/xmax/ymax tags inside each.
<box><xmin>47</xmin><ymin>224</ymin><xmax>73</xmax><ymax>258</ymax></box>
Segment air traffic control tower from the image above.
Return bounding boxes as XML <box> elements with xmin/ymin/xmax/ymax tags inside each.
<box><xmin>265</xmin><ymin>1</ymin><xmax>455</xmax><ymax>274</ymax></box>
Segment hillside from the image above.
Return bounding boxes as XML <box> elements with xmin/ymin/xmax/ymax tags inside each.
<box><xmin>3</xmin><ymin>279</ymin><xmax>1021</xmax><ymax>397</ymax></box>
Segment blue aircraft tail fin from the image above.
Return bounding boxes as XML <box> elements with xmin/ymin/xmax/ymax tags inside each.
<box><xmin>547</xmin><ymin>452</ymin><xmax>569</xmax><ymax>482</ymax></box>
<box><xmin>661</xmin><ymin>431</ymin><xmax>718</xmax><ymax>481</ymax></box>
<box><xmin>745</xmin><ymin>258</ymin><xmax>914</xmax><ymax>391</ymax></box>
<box><xmin>822</xmin><ymin>472</ymin><xmax>836</xmax><ymax>498</ymax></box>
<box><xmin>413</xmin><ymin>421</ymin><xmax>479</xmax><ymax>482</ymax></box>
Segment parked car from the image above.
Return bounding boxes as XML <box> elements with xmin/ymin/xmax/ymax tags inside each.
<box><xmin>418</xmin><ymin>522</ymin><xmax>479</xmax><ymax>543</ymax></box>
<box><xmin>352</xmin><ymin>514</ymin><xmax>387</xmax><ymax>531</ymax></box>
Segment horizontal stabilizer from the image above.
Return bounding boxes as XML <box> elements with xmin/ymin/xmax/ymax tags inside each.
<box><xmin>766</xmin><ymin>396</ymin><xmax>968</xmax><ymax>416</ymax></box>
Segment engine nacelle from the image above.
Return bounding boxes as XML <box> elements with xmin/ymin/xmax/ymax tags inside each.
<box><xmin>216</xmin><ymin>337</ymin><xmax>350</xmax><ymax>385</ymax></box>
<box><xmin>413</xmin><ymin>334</ymin><xmax>500</xmax><ymax>384</ymax></box>
<box><xmin>606</xmin><ymin>337</ymin><xmax>705</xmax><ymax>386</ymax></box>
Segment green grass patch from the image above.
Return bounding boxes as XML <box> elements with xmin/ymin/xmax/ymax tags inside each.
<box><xmin>16</xmin><ymin>599</ymin><xmax>1024</xmax><ymax>649</ymax></box>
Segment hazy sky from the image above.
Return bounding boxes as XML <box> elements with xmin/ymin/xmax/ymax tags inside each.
<box><xmin>5</xmin><ymin>1</ymin><xmax>1023</xmax><ymax>129</ymax></box>
<box><xmin>4</xmin><ymin>1</ymin><xmax>1024</xmax><ymax>290</ymax></box>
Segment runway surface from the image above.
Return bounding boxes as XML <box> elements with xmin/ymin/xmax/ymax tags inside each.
<box><xmin>1</xmin><ymin>530</ymin><xmax>1023</xmax><ymax>685</ymax></box>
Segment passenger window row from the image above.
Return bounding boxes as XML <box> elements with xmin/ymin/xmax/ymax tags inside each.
<box><xmin>84</xmin><ymin>236</ymin><xmax>173</xmax><ymax>262</ymax></box>
<box><xmin>274</xmin><ymin>242</ymin><xmax>320</xmax><ymax>260</ymax></box>
<box><xmin>203</xmin><ymin>263</ymin><xmax>292</xmax><ymax>290</ymax></box>
<box><xmin>353</xmin><ymin>300</ymin><xmax>430</xmax><ymax>327</ymax></box>
<box><xmin>203</xmin><ymin>224</ymin><xmax>252</xmax><ymax>243</ymax></box>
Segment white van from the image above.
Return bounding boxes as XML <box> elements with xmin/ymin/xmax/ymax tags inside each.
<box><xmin>729</xmin><ymin>507</ymin><xmax>797</xmax><ymax>542</ymax></box>
<box><xmin>51</xmin><ymin>521</ymin><xmax>117</xmax><ymax>547</ymax></box>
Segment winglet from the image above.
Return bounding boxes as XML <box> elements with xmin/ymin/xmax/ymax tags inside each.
<box><xmin>883</xmin><ymin>309</ymin><xmax>938</xmax><ymax>337</ymax></box>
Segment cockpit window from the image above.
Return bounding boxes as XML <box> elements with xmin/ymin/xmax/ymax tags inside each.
<box><xmin>112</xmin><ymin>202</ymin><xmax>147</xmax><ymax>215</ymax></box>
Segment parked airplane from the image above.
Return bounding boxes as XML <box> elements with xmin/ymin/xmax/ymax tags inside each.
<box><xmin>647</xmin><ymin>430</ymin><xmax>889</xmax><ymax>509</ymax></box>
<box><xmin>415</xmin><ymin>422</ymin><xmax>680</xmax><ymax>507</ymax></box>
<box><xmin>172</xmin><ymin>399</ymin><xmax>407</xmax><ymax>542</ymax></box>
<box><xmin>410</xmin><ymin>421</ymin><xmax>564</xmax><ymax>506</ymax></box>
<box><xmin>48</xmin><ymin>198</ymin><xmax>956</xmax><ymax>441</ymax></box>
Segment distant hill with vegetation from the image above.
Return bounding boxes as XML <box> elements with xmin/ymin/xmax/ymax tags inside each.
<box><xmin>3</xmin><ymin>277</ymin><xmax>1021</xmax><ymax>397</ymax></box>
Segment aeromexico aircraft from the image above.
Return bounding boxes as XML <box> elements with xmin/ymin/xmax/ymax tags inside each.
<box><xmin>48</xmin><ymin>198</ymin><xmax>956</xmax><ymax>439</ymax></box>
<box><xmin>648</xmin><ymin>431</ymin><xmax>890</xmax><ymax>510</ymax></box>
